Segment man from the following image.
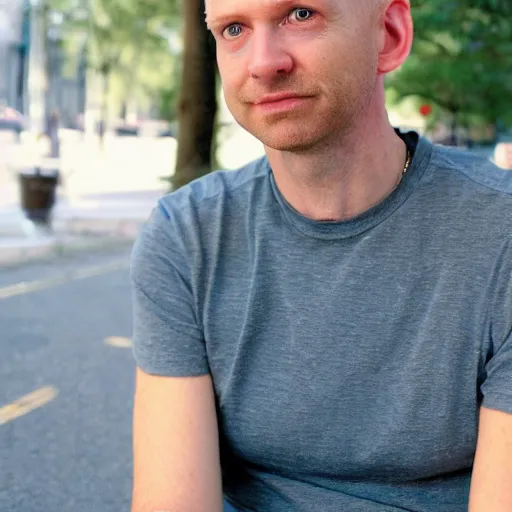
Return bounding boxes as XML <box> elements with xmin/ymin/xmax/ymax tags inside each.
<box><xmin>130</xmin><ymin>0</ymin><xmax>512</xmax><ymax>510</ymax></box>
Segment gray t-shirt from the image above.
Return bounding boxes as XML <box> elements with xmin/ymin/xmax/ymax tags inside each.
<box><xmin>130</xmin><ymin>133</ymin><xmax>512</xmax><ymax>512</ymax></box>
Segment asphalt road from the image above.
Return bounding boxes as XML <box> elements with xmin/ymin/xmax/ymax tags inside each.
<box><xmin>0</xmin><ymin>248</ymin><xmax>136</xmax><ymax>512</ymax></box>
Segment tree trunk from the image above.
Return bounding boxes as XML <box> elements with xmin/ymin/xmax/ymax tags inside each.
<box><xmin>120</xmin><ymin>101</ymin><xmax>127</xmax><ymax>123</ymax></box>
<box><xmin>173</xmin><ymin>0</ymin><xmax>217</xmax><ymax>190</ymax></box>
<box><xmin>48</xmin><ymin>112</ymin><xmax>60</xmax><ymax>158</ymax></box>
<box><xmin>99</xmin><ymin>66</ymin><xmax>110</xmax><ymax>147</ymax></box>
<box><xmin>122</xmin><ymin>53</ymin><xmax>141</xmax><ymax>124</ymax></box>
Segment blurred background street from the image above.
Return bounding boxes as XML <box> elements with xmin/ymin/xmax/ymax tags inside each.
<box><xmin>0</xmin><ymin>249</ymin><xmax>134</xmax><ymax>512</ymax></box>
<box><xmin>0</xmin><ymin>0</ymin><xmax>511</xmax><ymax>510</ymax></box>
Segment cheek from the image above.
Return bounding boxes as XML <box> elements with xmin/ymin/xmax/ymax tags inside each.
<box><xmin>329</xmin><ymin>42</ymin><xmax>376</xmax><ymax>81</ymax></box>
<box><xmin>218</xmin><ymin>58</ymin><xmax>245</xmax><ymax>96</ymax></box>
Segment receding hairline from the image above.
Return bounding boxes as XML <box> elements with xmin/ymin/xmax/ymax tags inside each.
<box><xmin>205</xmin><ymin>0</ymin><xmax>390</xmax><ymax>16</ymax></box>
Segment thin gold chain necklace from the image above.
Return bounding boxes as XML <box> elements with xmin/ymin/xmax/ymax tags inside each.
<box><xmin>318</xmin><ymin>147</ymin><xmax>413</xmax><ymax>215</ymax></box>
<box><xmin>373</xmin><ymin>147</ymin><xmax>412</xmax><ymax>210</ymax></box>
<box><xmin>399</xmin><ymin>147</ymin><xmax>412</xmax><ymax>185</ymax></box>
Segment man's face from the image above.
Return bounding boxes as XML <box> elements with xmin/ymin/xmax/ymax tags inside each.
<box><xmin>207</xmin><ymin>0</ymin><xmax>382</xmax><ymax>152</ymax></box>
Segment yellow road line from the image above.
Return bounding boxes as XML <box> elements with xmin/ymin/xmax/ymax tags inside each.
<box><xmin>0</xmin><ymin>386</ymin><xmax>59</xmax><ymax>426</ymax></box>
<box><xmin>0</xmin><ymin>260</ymin><xmax>129</xmax><ymax>300</ymax></box>
<box><xmin>105</xmin><ymin>336</ymin><xmax>132</xmax><ymax>348</ymax></box>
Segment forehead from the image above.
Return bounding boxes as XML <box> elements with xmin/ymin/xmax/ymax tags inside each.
<box><xmin>204</xmin><ymin>0</ymin><xmax>375</xmax><ymax>26</ymax></box>
<box><xmin>206</xmin><ymin>0</ymin><xmax>335</xmax><ymax>20</ymax></box>
<box><xmin>206</xmin><ymin>0</ymin><xmax>300</xmax><ymax>10</ymax></box>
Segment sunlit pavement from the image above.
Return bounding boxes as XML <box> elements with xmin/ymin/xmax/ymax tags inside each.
<box><xmin>0</xmin><ymin>124</ymin><xmax>265</xmax><ymax>208</ymax></box>
<box><xmin>0</xmin><ymin>124</ymin><xmax>266</xmax><ymax>266</ymax></box>
<box><xmin>0</xmin><ymin>248</ymin><xmax>136</xmax><ymax>511</ymax></box>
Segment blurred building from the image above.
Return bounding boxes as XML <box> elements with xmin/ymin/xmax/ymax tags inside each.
<box><xmin>39</xmin><ymin>9</ymin><xmax>88</xmax><ymax>130</ymax></box>
<box><xmin>0</xmin><ymin>0</ymin><xmax>86</xmax><ymax>129</ymax></box>
<box><xmin>0</xmin><ymin>0</ymin><xmax>29</xmax><ymax>113</ymax></box>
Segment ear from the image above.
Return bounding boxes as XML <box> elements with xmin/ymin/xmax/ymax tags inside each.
<box><xmin>377</xmin><ymin>0</ymin><xmax>413</xmax><ymax>75</ymax></box>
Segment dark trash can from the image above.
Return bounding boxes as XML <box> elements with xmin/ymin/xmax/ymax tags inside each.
<box><xmin>19</xmin><ymin>168</ymin><xmax>59</xmax><ymax>225</ymax></box>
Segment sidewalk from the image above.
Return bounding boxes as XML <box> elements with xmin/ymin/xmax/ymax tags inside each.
<box><xmin>0</xmin><ymin>124</ymin><xmax>265</xmax><ymax>268</ymax></box>
<box><xmin>0</xmin><ymin>154</ymin><xmax>166</xmax><ymax>267</ymax></box>
<box><xmin>0</xmin><ymin>132</ymin><xmax>176</xmax><ymax>267</ymax></box>
<box><xmin>0</xmin><ymin>189</ymin><xmax>163</xmax><ymax>267</ymax></box>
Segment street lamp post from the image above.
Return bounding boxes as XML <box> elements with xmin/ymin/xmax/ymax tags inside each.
<box><xmin>16</xmin><ymin>0</ymin><xmax>31</xmax><ymax>115</ymax></box>
<box><xmin>26</xmin><ymin>0</ymin><xmax>47</xmax><ymax>135</ymax></box>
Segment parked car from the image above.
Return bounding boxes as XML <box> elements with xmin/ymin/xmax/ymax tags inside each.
<box><xmin>0</xmin><ymin>105</ymin><xmax>25</xmax><ymax>135</ymax></box>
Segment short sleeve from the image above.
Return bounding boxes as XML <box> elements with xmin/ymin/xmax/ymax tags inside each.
<box><xmin>480</xmin><ymin>239</ymin><xmax>512</xmax><ymax>414</ymax></box>
<box><xmin>481</xmin><ymin>333</ymin><xmax>512</xmax><ymax>414</ymax></box>
<box><xmin>130</xmin><ymin>201</ymin><xmax>209</xmax><ymax>377</ymax></box>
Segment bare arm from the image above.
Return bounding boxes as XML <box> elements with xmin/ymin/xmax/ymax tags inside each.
<box><xmin>469</xmin><ymin>406</ymin><xmax>512</xmax><ymax>511</ymax></box>
<box><xmin>131</xmin><ymin>368</ymin><xmax>223</xmax><ymax>512</ymax></box>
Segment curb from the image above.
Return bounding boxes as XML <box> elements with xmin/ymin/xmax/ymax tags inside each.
<box><xmin>0</xmin><ymin>207</ymin><xmax>152</xmax><ymax>237</ymax></box>
<box><xmin>0</xmin><ymin>228</ymin><xmax>142</xmax><ymax>269</ymax></box>
<box><xmin>53</xmin><ymin>217</ymin><xmax>147</xmax><ymax>238</ymax></box>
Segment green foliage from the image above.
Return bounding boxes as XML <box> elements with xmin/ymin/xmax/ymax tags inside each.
<box><xmin>387</xmin><ymin>0</ymin><xmax>512</xmax><ymax>130</ymax></box>
<box><xmin>158</xmin><ymin>63</ymin><xmax>181</xmax><ymax>121</ymax></box>
<box><xmin>47</xmin><ymin>0</ymin><xmax>182</xmax><ymax>116</ymax></box>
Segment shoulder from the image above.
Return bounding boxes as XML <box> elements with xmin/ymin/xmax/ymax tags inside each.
<box><xmin>429</xmin><ymin>144</ymin><xmax>512</xmax><ymax>197</ymax></box>
<box><xmin>131</xmin><ymin>157</ymin><xmax>270</xmax><ymax>272</ymax></box>
<box><xmin>158</xmin><ymin>156</ymin><xmax>270</xmax><ymax>217</ymax></box>
<box><xmin>420</xmin><ymin>143</ymin><xmax>512</xmax><ymax>248</ymax></box>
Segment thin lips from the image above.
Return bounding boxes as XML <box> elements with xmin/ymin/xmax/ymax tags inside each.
<box><xmin>254</xmin><ymin>93</ymin><xmax>307</xmax><ymax>105</ymax></box>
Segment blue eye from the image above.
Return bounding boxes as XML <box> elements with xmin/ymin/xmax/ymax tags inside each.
<box><xmin>289</xmin><ymin>8</ymin><xmax>314</xmax><ymax>23</ymax></box>
<box><xmin>223</xmin><ymin>24</ymin><xmax>243</xmax><ymax>39</ymax></box>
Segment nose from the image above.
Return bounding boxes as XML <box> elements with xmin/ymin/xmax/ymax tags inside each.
<box><xmin>247</xmin><ymin>28</ymin><xmax>294</xmax><ymax>80</ymax></box>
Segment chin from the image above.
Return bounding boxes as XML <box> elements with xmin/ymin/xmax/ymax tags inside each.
<box><xmin>261</xmin><ymin>137</ymin><xmax>316</xmax><ymax>152</ymax></box>
<box><xmin>236</xmin><ymin>117</ymin><xmax>319</xmax><ymax>151</ymax></box>
<box><xmin>232</xmin><ymin>106</ymin><xmax>328</xmax><ymax>151</ymax></box>
<box><xmin>254</xmin><ymin>128</ymin><xmax>328</xmax><ymax>152</ymax></box>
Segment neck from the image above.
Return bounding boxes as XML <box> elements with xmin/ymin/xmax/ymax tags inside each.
<box><xmin>265</xmin><ymin>83</ymin><xmax>408</xmax><ymax>222</ymax></box>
